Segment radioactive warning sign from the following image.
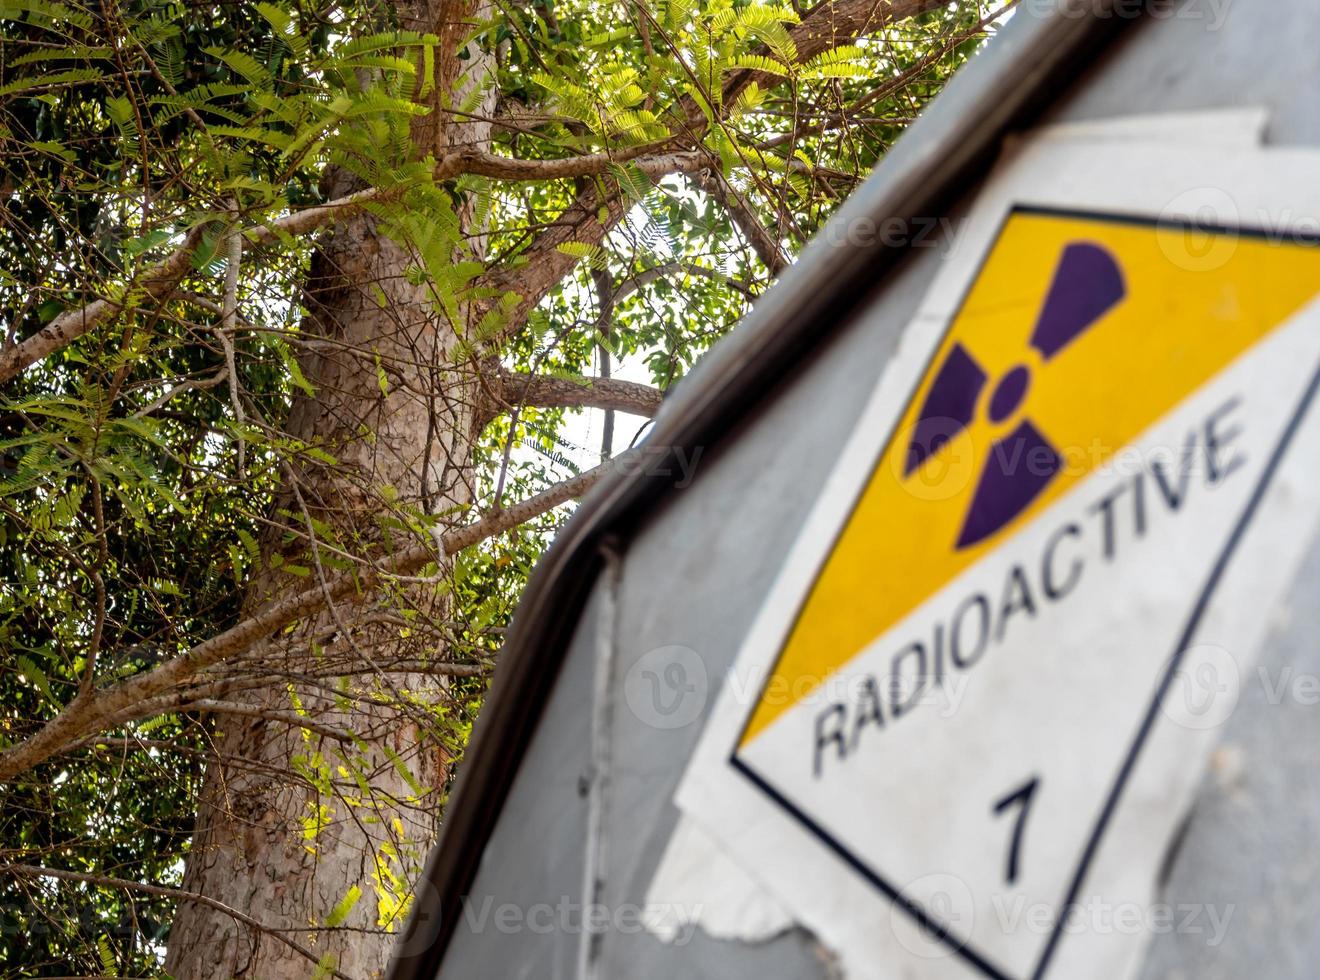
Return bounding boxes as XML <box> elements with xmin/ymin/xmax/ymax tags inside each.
<box><xmin>674</xmin><ymin>129</ymin><xmax>1320</xmax><ymax>980</ymax></box>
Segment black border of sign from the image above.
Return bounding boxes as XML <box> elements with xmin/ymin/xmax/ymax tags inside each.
<box><xmin>728</xmin><ymin>204</ymin><xmax>1320</xmax><ymax>980</ymax></box>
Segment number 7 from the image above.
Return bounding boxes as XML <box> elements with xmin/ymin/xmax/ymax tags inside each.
<box><xmin>993</xmin><ymin>776</ymin><xmax>1039</xmax><ymax>886</ymax></box>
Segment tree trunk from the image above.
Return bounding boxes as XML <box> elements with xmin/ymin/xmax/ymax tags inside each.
<box><xmin>165</xmin><ymin>7</ymin><xmax>493</xmax><ymax>977</ymax></box>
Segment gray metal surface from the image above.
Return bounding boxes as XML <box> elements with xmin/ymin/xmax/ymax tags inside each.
<box><xmin>1137</xmin><ymin>539</ymin><xmax>1320</xmax><ymax>980</ymax></box>
<box><xmin>437</xmin><ymin>587</ymin><xmax>602</xmax><ymax>980</ymax></box>
<box><xmin>432</xmin><ymin>0</ymin><xmax>1320</xmax><ymax>976</ymax></box>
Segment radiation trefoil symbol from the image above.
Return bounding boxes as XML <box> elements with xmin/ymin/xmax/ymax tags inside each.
<box><xmin>904</xmin><ymin>241</ymin><xmax>1126</xmax><ymax>549</ymax></box>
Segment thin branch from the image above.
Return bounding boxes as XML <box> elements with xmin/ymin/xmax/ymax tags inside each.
<box><xmin>474</xmin><ymin>0</ymin><xmax>938</xmax><ymax>338</ymax></box>
<box><xmin>593</xmin><ymin>265</ymin><xmax>616</xmax><ymax>460</ymax></box>
<box><xmin>478</xmin><ymin>179</ymin><xmax>631</xmax><ymax>339</ymax></box>
<box><xmin>615</xmin><ymin>260</ymin><xmax>759</xmax><ymax>301</ymax></box>
<box><xmin>220</xmin><ymin>216</ymin><xmax>246</xmax><ymax>478</ymax></box>
<box><xmin>445</xmin><ymin>144</ymin><xmax>704</xmax><ymax>182</ymax></box>
<box><xmin>77</xmin><ymin>469</ymin><xmax>108</xmax><ymax>698</ymax></box>
<box><xmin>754</xmin><ymin>1</ymin><xmax>1016</xmax><ymax>151</ymax></box>
<box><xmin>131</xmin><ymin>366</ymin><xmax>228</xmax><ymax>418</ymax></box>
<box><xmin>183</xmin><ymin>699</ymin><xmax>355</xmax><ymax>743</ymax></box>
<box><xmin>483</xmin><ymin>367</ymin><xmax>663</xmax><ymax>425</ymax></box>
<box><xmin>0</xmin><ymin>864</ymin><xmax>357</xmax><ymax>980</ymax></box>
<box><xmin>692</xmin><ymin>170</ymin><xmax>790</xmax><ymax>276</ymax></box>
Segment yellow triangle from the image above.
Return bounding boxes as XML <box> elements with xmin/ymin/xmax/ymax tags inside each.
<box><xmin>742</xmin><ymin>208</ymin><xmax>1320</xmax><ymax>746</ymax></box>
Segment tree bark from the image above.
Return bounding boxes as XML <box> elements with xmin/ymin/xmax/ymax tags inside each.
<box><xmin>164</xmin><ymin>205</ymin><xmax>461</xmax><ymax>980</ymax></box>
<box><xmin>482</xmin><ymin>367</ymin><xmax>664</xmax><ymax>424</ymax></box>
<box><xmin>164</xmin><ymin>5</ymin><xmax>494</xmax><ymax>977</ymax></box>
<box><xmin>152</xmin><ymin>1</ymin><xmax>947</xmax><ymax>973</ymax></box>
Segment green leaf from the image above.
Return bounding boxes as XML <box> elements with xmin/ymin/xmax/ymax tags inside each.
<box><xmin>16</xmin><ymin>655</ymin><xmax>54</xmax><ymax>704</ymax></box>
<box><xmin>284</xmin><ymin>351</ymin><xmax>315</xmax><ymax>395</ymax></box>
<box><xmin>96</xmin><ymin>935</ymin><xmax>117</xmax><ymax>977</ymax></box>
<box><xmin>0</xmin><ymin>67</ymin><xmax>100</xmax><ymax>98</ymax></box>
<box><xmin>0</xmin><ymin>0</ymin><xmax>95</xmax><ymax>31</ymax></box>
<box><xmin>418</xmin><ymin>39</ymin><xmax>435</xmax><ymax>99</ymax></box>
<box><xmin>730</xmin><ymin>54</ymin><xmax>788</xmax><ymax>75</ymax></box>
<box><xmin>301</xmin><ymin>446</ymin><xmax>339</xmax><ymax>465</ymax></box>
<box><xmin>383</xmin><ymin>745</ymin><xmax>424</xmax><ymax>797</ymax></box>
<box><xmin>191</xmin><ymin>230</ymin><xmax>222</xmax><ymax>272</ymax></box>
<box><xmin>312</xmin><ymin>953</ymin><xmax>339</xmax><ymax>980</ymax></box>
<box><xmin>555</xmin><ymin>241</ymin><xmax>607</xmax><ymax>269</ymax></box>
<box><xmin>325</xmin><ymin>884</ymin><xmax>363</xmax><ymax>927</ymax></box>
<box><xmin>205</xmin><ymin>46</ymin><xmax>273</xmax><ymax>86</ymax></box>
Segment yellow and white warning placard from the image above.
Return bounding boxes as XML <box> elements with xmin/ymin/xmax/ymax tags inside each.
<box><xmin>673</xmin><ymin>124</ymin><xmax>1320</xmax><ymax>980</ymax></box>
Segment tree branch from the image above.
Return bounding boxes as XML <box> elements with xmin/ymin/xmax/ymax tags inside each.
<box><xmin>478</xmin><ymin>179</ymin><xmax>632</xmax><ymax>336</ymax></box>
<box><xmin>0</xmin><ymin>0</ymin><xmax>947</xmax><ymax>385</ymax></box>
<box><xmin>692</xmin><ymin>170</ymin><xmax>790</xmax><ymax>276</ymax></box>
<box><xmin>183</xmin><ymin>699</ymin><xmax>355</xmax><ymax>743</ymax></box>
<box><xmin>444</xmin><ymin>144</ymin><xmax>705</xmax><ymax>182</ymax></box>
<box><xmin>0</xmin><ymin>226</ymin><xmax>203</xmax><ymax>385</ymax></box>
<box><xmin>0</xmin><ymin>864</ymin><xmax>358</xmax><ymax>980</ymax></box>
<box><xmin>0</xmin><ymin>454</ymin><xmax>629</xmax><ymax>781</ymax></box>
<box><xmin>483</xmin><ymin>367</ymin><xmax>664</xmax><ymax>425</ymax></box>
<box><xmin>0</xmin><ymin>148</ymin><xmax>716</xmax><ymax>387</ymax></box>
<box><xmin>0</xmin><ymin>181</ymin><xmax>376</xmax><ymax>387</ymax></box>
<box><xmin>614</xmin><ymin>260</ymin><xmax>759</xmax><ymax>301</ymax></box>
